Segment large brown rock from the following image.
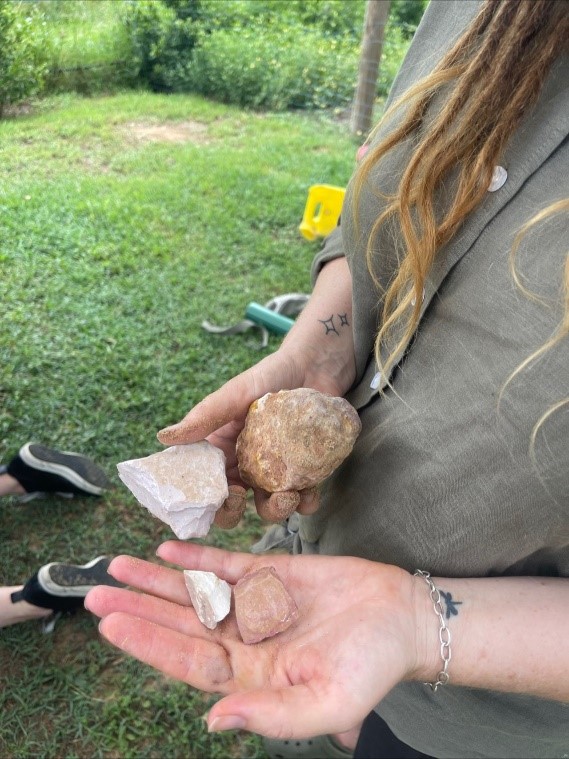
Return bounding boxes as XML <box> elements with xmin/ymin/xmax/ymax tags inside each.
<box><xmin>236</xmin><ymin>388</ymin><xmax>361</xmax><ymax>493</ymax></box>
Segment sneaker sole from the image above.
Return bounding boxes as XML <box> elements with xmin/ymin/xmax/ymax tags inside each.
<box><xmin>38</xmin><ymin>556</ymin><xmax>116</xmax><ymax>597</ymax></box>
<box><xmin>19</xmin><ymin>443</ymin><xmax>110</xmax><ymax>496</ymax></box>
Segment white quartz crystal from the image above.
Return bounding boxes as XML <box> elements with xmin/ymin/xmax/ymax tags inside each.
<box><xmin>117</xmin><ymin>443</ymin><xmax>229</xmax><ymax>539</ymax></box>
<box><xmin>184</xmin><ymin>570</ymin><xmax>231</xmax><ymax>629</ymax></box>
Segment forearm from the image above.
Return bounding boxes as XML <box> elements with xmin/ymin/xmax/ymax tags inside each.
<box><xmin>414</xmin><ymin>574</ymin><xmax>569</xmax><ymax>702</ymax></box>
<box><xmin>279</xmin><ymin>256</ymin><xmax>356</xmax><ymax>396</ymax></box>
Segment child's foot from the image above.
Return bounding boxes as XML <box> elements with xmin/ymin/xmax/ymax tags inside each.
<box><xmin>4</xmin><ymin>442</ymin><xmax>112</xmax><ymax>498</ymax></box>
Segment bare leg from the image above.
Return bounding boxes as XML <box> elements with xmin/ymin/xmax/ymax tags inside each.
<box><xmin>0</xmin><ymin>474</ymin><xmax>25</xmax><ymax>497</ymax></box>
<box><xmin>0</xmin><ymin>586</ymin><xmax>51</xmax><ymax>628</ymax></box>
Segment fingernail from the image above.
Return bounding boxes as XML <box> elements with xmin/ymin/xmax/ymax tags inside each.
<box><xmin>200</xmin><ymin>710</ymin><xmax>210</xmax><ymax>725</ymax></box>
<box><xmin>83</xmin><ymin>589</ymin><xmax>96</xmax><ymax>610</ymax></box>
<box><xmin>208</xmin><ymin>715</ymin><xmax>247</xmax><ymax>733</ymax></box>
<box><xmin>157</xmin><ymin>427</ymin><xmax>175</xmax><ymax>442</ymax></box>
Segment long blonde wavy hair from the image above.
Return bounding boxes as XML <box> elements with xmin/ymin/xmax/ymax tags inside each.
<box><xmin>354</xmin><ymin>0</ymin><xmax>568</xmax><ymax>443</ymax></box>
<box><xmin>503</xmin><ymin>198</ymin><xmax>569</xmax><ymax>451</ymax></box>
<box><xmin>354</xmin><ymin>0</ymin><xmax>568</xmax><ymax>369</ymax></box>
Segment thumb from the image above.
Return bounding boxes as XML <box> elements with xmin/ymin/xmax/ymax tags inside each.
<box><xmin>157</xmin><ymin>373</ymin><xmax>259</xmax><ymax>445</ymax></box>
<box><xmin>207</xmin><ymin>684</ymin><xmax>360</xmax><ymax>740</ymax></box>
<box><xmin>157</xmin><ymin>355</ymin><xmax>299</xmax><ymax>445</ymax></box>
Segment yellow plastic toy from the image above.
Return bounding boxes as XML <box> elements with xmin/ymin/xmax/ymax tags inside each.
<box><xmin>299</xmin><ymin>184</ymin><xmax>346</xmax><ymax>241</ymax></box>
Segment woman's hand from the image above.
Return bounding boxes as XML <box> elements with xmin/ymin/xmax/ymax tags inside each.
<box><xmin>158</xmin><ymin>257</ymin><xmax>357</xmax><ymax>521</ymax></box>
<box><xmin>85</xmin><ymin>541</ymin><xmax>426</xmax><ymax>739</ymax></box>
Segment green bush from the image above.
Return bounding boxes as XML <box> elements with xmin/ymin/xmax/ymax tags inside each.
<box><xmin>190</xmin><ymin>23</ymin><xmax>359</xmax><ymax>110</ymax></box>
<box><xmin>198</xmin><ymin>0</ymin><xmax>365</xmax><ymax>39</ymax></box>
<box><xmin>121</xmin><ymin>0</ymin><xmax>365</xmax><ymax>105</ymax></box>
<box><xmin>0</xmin><ymin>0</ymin><xmax>48</xmax><ymax>117</ymax></box>
<box><xmin>391</xmin><ymin>0</ymin><xmax>430</xmax><ymax>38</ymax></box>
<box><xmin>162</xmin><ymin>0</ymin><xmax>204</xmax><ymax>22</ymax></box>
<box><xmin>283</xmin><ymin>0</ymin><xmax>365</xmax><ymax>38</ymax></box>
<box><xmin>118</xmin><ymin>0</ymin><xmax>422</xmax><ymax>111</ymax></box>
<box><xmin>122</xmin><ymin>0</ymin><xmax>200</xmax><ymax>91</ymax></box>
<box><xmin>34</xmin><ymin>0</ymin><xmax>421</xmax><ymax>111</ymax></box>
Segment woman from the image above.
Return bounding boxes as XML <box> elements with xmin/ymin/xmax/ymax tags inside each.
<box><xmin>86</xmin><ymin>1</ymin><xmax>569</xmax><ymax>757</ymax></box>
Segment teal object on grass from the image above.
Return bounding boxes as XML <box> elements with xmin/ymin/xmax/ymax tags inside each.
<box><xmin>245</xmin><ymin>302</ymin><xmax>295</xmax><ymax>334</ymax></box>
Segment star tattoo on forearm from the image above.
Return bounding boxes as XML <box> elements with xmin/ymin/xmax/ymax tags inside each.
<box><xmin>319</xmin><ymin>316</ymin><xmax>339</xmax><ymax>335</ymax></box>
<box><xmin>319</xmin><ymin>314</ymin><xmax>350</xmax><ymax>336</ymax></box>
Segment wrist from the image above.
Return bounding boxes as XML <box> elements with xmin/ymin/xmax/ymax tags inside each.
<box><xmin>409</xmin><ymin>572</ymin><xmax>451</xmax><ymax>687</ymax></box>
<box><xmin>277</xmin><ymin>329</ymin><xmax>352</xmax><ymax>393</ymax></box>
<box><xmin>280</xmin><ymin>256</ymin><xmax>355</xmax><ymax>395</ymax></box>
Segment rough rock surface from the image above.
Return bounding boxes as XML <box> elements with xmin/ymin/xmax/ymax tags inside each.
<box><xmin>183</xmin><ymin>570</ymin><xmax>231</xmax><ymax>630</ymax></box>
<box><xmin>236</xmin><ymin>388</ymin><xmax>361</xmax><ymax>492</ymax></box>
<box><xmin>117</xmin><ymin>442</ymin><xmax>229</xmax><ymax>539</ymax></box>
<box><xmin>234</xmin><ymin>566</ymin><xmax>298</xmax><ymax>644</ymax></box>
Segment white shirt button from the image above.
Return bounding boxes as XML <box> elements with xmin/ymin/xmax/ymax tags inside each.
<box><xmin>488</xmin><ymin>165</ymin><xmax>507</xmax><ymax>192</ymax></box>
<box><xmin>370</xmin><ymin>371</ymin><xmax>382</xmax><ymax>390</ymax></box>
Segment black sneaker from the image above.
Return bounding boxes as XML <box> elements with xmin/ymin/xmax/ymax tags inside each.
<box><xmin>6</xmin><ymin>442</ymin><xmax>112</xmax><ymax>497</ymax></box>
<box><xmin>10</xmin><ymin>556</ymin><xmax>124</xmax><ymax>613</ymax></box>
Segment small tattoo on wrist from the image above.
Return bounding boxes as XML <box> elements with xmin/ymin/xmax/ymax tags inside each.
<box><xmin>440</xmin><ymin>591</ymin><xmax>463</xmax><ymax>619</ymax></box>
<box><xmin>319</xmin><ymin>316</ymin><xmax>339</xmax><ymax>335</ymax></box>
<box><xmin>319</xmin><ymin>314</ymin><xmax>350</xmax><ymax>335</ymax></box>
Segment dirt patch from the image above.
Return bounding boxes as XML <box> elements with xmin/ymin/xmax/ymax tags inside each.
<box><xmin>124</xmin><ymin>120</ymin><xmax>211</xmax><ymax>144</ymax></box>
<box><xmin>3</xmin><ymin>102</ymin><xmax>34</xmax><ymax>119</ymax></box>
<box><xmin>81</xmin><ymin>155</ymin><xmax>111</xmax><ymax>173</ymax></box>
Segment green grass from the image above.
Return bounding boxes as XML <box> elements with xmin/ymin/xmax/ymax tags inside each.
<box><xmin>36</xmin><ymin>0</ymin><xmax>133</xmax><ymax>93</ymax></box>
<box><xmin>38</xmin><ymin>0</ymin><xmax>130</xmax><ymax>68</ymax></box>
<box><xmin>0</xmin><ymin>90</ymin><xmax>358</xmax><ymax>756</ymax></box>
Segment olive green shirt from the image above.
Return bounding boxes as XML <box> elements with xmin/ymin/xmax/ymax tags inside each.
<box><xmin>299</xmin><ymin>2</ymin><xmax>569</xmax><ymax>756</ymax></box>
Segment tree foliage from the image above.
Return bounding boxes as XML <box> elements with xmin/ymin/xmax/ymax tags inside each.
<box><xmin>391</xmin><ymin>0</ymin><xmax>430</xmax><ymax>37</ymax></box>
<box><xmin>27</xmin><ymin>0</ymin><xmax>430</xmax><ymax>111</ymax></box>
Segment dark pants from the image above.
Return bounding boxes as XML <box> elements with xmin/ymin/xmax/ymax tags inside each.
<box><xmin>354</xmin><ymin>711</ymin><xmax>436</xmax><ymax>759</ymax></box>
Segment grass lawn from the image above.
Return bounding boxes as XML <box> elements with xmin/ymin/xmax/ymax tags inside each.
<box><xmin>38</xmin><ymin>0</ymin><xmax>131</xmax><ymax>68</ymax></box>
<box><xmin>0</xmin><ymin>91</ymin><xmax>358</xmax><ymax>756</ymax></box>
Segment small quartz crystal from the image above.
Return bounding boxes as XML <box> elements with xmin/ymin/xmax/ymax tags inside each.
<box><xmin>117</xmin><ymin>442</ymin><xmax>229</xmax><ymax>539</ymax></box>
<box><xmin>184</xmin><ymin>570</ymin><xmax>231</xmax><ymax>630</ymax></box>
<box><xmin>234</xmin><ymin>566</ymin><xmax>298</xmax><ymax>644</ymax></box>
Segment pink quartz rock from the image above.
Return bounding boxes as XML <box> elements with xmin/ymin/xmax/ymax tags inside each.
<box><xmin>234</xmin><ymin>566</ymin><xmax>298</xmax><ymax>645</ymax></box>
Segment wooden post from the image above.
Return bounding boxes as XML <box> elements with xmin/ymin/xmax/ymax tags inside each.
<box><xmin>351</xmin><ymin>0</ymin><xmax>391</xmax><ymax>138</ymax></box>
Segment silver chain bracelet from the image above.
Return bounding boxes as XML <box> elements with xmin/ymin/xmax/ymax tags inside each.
<box><xmin>414</xmin><ymin>570</ymin><xmax>451</xmax><ymax>691</ymax></box>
